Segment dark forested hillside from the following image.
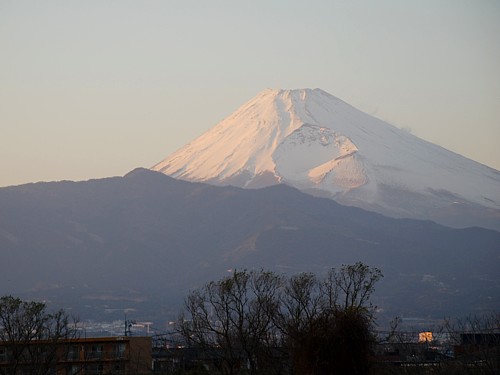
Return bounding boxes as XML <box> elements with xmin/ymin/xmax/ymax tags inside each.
<box><xmin>0</xmin><ymin>168</ymin><xmax>498</xmax><ymax>323</ymax></box>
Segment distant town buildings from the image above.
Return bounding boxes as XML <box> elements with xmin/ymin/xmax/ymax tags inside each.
<box><xmin>1</xmin><ymin>329</ymin><xmax>498</xmax><ymax>373</ymax></box>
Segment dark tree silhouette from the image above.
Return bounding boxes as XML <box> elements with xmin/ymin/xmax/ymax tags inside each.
<box><xmin>179</xmin><ymin>263</ymin><xmax>383</xmax><ymax>375</ymax></box>
<box><xmin>0</xmin><ymin>296</ymin><xmax>79</xmax><ymax>375</ymax></box>
<box><xmin>284</xmin><ymin>262</ymin><xmax>382</xmax><ymax>375</ymax></box>
<box><xmin>179</xmin><ymin>270</ymin><xmax>283</xmax><ymax>375</ymax></box>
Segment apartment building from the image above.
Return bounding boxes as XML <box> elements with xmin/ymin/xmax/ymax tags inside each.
<box><xmin>0</xmin><ymin>336</ymin><xmax>152</xmax><ymax>374</ymax></box>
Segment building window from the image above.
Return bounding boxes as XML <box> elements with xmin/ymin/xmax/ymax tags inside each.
<box><xmin>86</xmin><ymin>363</ymin><xmax>104</xmax><ymax>374</ymax></box>
<box><xmin>112</xmin><ymin>342</ymin><xmax>126</xmax><ymax>359</ymax></box>
<box><xmin>87</xmin><ymin>344</ymin><xmax>104</xmax><ymax>360</ymax></box>
<box><xmin>0</xmin><ymin>347</ymin><xmax>8</xmax><ymax>362</ymax></box>
<box><xmin>66</xmin><ymin>345</ymin><xmax>80</xmax><ymax>361</ymax></box>
<box><xmin>67</xmin><ymin>364</ymin><xmax>81</xmax><ymax>375</ymax></box>
<box><xmin>113</xmin><ymin>363</ymin><xmax>124</xmax><ymax>372</ymax></box>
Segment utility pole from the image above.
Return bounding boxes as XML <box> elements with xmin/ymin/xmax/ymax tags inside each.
<box><xmin>124</xmin><ymin>315</ymin><xmax>136</xmax><ymax>336</ymax></box>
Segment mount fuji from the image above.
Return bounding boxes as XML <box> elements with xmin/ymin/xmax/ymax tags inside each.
<box><xmin>153</xmin><ymin>88</ymin><xmax>500</xmax><ymax>230</ymax></box>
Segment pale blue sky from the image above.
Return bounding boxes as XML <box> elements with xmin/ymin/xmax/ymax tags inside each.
<box><xmin>1</xmin><ymin>0</ymin><xmax>499</xmax><ymax>187</ymax></box>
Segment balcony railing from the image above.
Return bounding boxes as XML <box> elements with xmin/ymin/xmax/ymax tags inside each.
<box><xmin>61</xmin><ymin>349</ymin><xmax>129</xmax><ymax>362</ymax></box>
<box><xmin>86</xmin><ymin>351</ymin><xmax>104</xmax><ymax>360</ymax></box>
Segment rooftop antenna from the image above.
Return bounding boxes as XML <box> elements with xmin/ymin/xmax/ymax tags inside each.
<box><xmin>124</xmin><ymin>314</ymin><xmax>136</xmax><ymax>337</ymax></box>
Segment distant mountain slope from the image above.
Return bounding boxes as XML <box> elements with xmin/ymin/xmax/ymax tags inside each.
<box><xmin>152</xmin><ymin>88</ymin><xmax>500</xmax><ymax>230</ymax></box>
<box><xmin>0</xmin><ymin>169</ymin><xmax>498</xmax><ymax>323</ymax></box>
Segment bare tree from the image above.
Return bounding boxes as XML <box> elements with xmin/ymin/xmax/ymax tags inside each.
<box><xmin>245</xmin><ymin>270</ymin><xmax>284</xmax><ymax>373</ymax></box>
<box><xmin>283</xmin><ymin>263</ymin><xmax>383</xmax><ymax>375</ymax></box>
<box><xmin>443</xmin><ymin>313</ymin><xmax>500</xmax><ymax>375</ymax></box>
<box><xmin>0</xmin><ymin>296</ymin><xmax>79</xmax><ymax>375</ymax></box>
<box><xmin>322</xmin><ymin>262</ymin><xmax>383</xmax><ymax>314</ymax></box>
<box><xmin>280</xmin><ymin>273</ymin><xmax>321</xmax><ymax>333</ymax></box>
<box><xmin>179</xmin><ymin>270</ymin><xmax>283</xmax><ymax>375</ymax></box>
<box><xmin>179</xmin><ymin>263</ymin><xmax>383</xmax><ymax>375</ymax></box>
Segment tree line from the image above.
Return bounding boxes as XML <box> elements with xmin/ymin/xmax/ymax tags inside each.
<box><xmin>178</xmin><ymin>262</ymin><xmax>382</xmax><ymax>375</ymax></box>
<box><xmin>2</xmin><ymin>262</ymin><xmax>498</xmax><ymax>375</ymax></box>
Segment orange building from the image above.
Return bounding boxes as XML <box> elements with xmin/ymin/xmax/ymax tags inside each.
<box><xmin>418</xmin><ymin>331</ymin><xmax>433</xmax><ymax>343</ymax></box>
<box><xmin>0</xmin><ymin>336</ymin><xmax>151</xmax><ymax>374</ymax></box>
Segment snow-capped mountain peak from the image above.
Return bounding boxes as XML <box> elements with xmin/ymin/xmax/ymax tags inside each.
<box><xmin>152</xmin><ymin>88</ymin><xmax>500</xmax><ymax>229</ymax></box>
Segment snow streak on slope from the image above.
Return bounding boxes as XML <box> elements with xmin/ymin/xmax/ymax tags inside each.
<box><xmin>153</xmin><ymin>88</ymin><xmax>500</xmax><ymax>224</ymax></box>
